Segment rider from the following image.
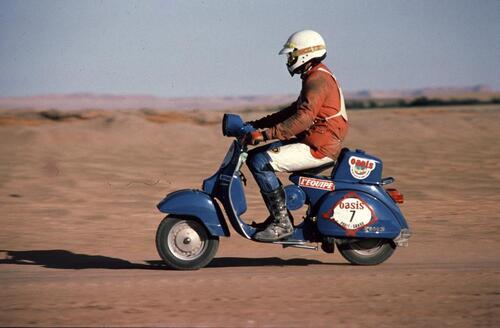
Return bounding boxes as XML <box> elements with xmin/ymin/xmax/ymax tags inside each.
<box><xmin>244</xmin><ymin>29</ymin><xmax>349</xmax><ymax>242</ymax></box>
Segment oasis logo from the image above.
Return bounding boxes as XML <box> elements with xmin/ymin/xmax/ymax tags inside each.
<box><xmin>298</xmin><ymin>177</ymin><xmax>335</xmax><ymax>191</ymax></box>
<box><xmin>349</xmin><ymin>156</ymin><xmax>376</xmax><ymax>180</ymax></box>
<box><xmin>322</xmin><ymin>191</ymin><xmax>378</xmax><ymax>235</ymax></box>
<box><xmin>337</xmin><ymin>200</ymin><xmax>365</xmax><ymax>210</ymax></box>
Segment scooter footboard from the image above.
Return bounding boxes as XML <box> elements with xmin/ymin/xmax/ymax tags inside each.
<box><xmin>157</xmin><ymin>189</ymin><xmax>230</xmax><ymax>237</ymax></box>
<box><xmin>315</xmin><ymin>189</ymin><xmax>405</xmax><ymax>239</ymax></box>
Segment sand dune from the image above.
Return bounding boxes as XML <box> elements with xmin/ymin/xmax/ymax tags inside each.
<box><xmin>1</xmin><ymin>85</ymin><xmax>498</xmax><ymax>111</ymax></box>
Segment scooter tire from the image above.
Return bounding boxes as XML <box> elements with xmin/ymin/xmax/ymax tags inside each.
<box><xmin>336</xmin><ymin>238</ymin><xmax>395</xmax><ymax>265</ymax></box>
<box><xmin>156</xmin><ymin>216</ymin><xmax>219</xmax><ymax>270</ymax></box>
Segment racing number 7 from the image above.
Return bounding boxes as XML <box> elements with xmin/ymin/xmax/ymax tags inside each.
<box><xmin>349</xmin><ymin>210</ymin><xmax>356</xmax><ymax>222</ymax></box>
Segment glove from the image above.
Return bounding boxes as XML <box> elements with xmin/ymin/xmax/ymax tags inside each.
<box><xmin>243</xmin><ymin>130</ymin><xmax>267</xmax><ymax>145</ymax></box>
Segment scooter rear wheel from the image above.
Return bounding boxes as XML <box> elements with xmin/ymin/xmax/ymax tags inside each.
<box><xmin>156</xmin><ymin>216</ymin><xmax>219</xmax><ymax>270</ymax></box>
<box><xmin>336</xmin><ymin>238</ymin><xmax>395</xmax><ymax>265</ymax></box>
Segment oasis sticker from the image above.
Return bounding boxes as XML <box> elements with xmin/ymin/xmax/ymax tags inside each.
<box><xmin>349</xmin><ymin>156</ymin><xmax>376</xmax><ymax>180</ymax></box>
<box><xmin>322</xmin><ymin>191</ymin><xmax>377</xmax><ymax>235</ymax></box>
<box><xmin>299</xmin><ymin>177</ymin><xmax>335</xmax><ymax>191</ymax></box>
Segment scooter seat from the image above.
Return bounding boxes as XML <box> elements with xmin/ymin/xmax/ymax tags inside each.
<box><xmin>293</xmin><ymin>161</ymin><xmax>336</xmax><ymax>176</ymax></box>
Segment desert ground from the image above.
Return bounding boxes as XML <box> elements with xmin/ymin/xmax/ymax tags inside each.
<box><xmin>0</xmin><ymin>105</ymin><xmax>499</xmax><ymax>327</ymax></box>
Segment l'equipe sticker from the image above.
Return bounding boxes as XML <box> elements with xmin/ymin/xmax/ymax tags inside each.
<box><xmin>298</xmin><ymin>177</ymin><xmax>335</xmax><ymax>191</ymax></box>
<box><xmin>349</xmin><ymin>156</ymin><xmax>376</xmax><ymax>179</ymax></box>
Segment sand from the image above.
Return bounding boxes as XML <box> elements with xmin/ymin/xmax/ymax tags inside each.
<box><xmin>0</xmin><ymin>105</ymin><xmax>499</xmax><ymax>327</ymax></box>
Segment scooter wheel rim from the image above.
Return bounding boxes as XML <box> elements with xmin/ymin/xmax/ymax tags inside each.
<box><xmin>349</xmin><ymin>239</ymin><xmax>385</xmax><ymax>256</ymax></box>
<box><xmin>167</xmin><ymin>220</ymin><xmax>207</xmax><ymax>261</ymax></box>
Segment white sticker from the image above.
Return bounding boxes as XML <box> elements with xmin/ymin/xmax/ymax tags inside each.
<box><xmin>349</xmin><ymin>156</ymin><xmax>376</xmax><ymax>179</ymax></box>
<box><xmin>331</xmin><ymin>197</ymin><xmax>372</xmax><ymax>230</ymax></box>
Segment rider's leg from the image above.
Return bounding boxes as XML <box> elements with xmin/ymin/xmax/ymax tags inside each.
<box><xmin>247</xmin><ymin>142</ymin><xmax>335</xmax><ymax>241</ymax></box>
<box><xmin>246</xmin><ymin>146</ymin><xmax>281</xmax><ymax>193</ymax></box>
<box><xmin>246</xmin><ymin>145</ymin><xmax>293</xmax><ymax>241</ymax></box>
<box><xmin>265</xmin><ymin>142</ymin><xmax>335</xmax><ymax>172</ymax></box>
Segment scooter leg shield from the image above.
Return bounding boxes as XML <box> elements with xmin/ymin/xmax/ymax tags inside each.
<box><xmin>157</xmin><ymin>189</ymin><xmax>230</xmax><ymax>237</ymax></box>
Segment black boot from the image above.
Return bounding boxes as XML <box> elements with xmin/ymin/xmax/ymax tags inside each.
<box><xmin>250</xmin><ymin>215</ymin><xmax>273</xmax><ymax>230</ymax></box>
<box><xmin>251</xmin><ymin>191</ymin><xmax>276</xmax><ymax>230</ymax></box>
<box><xmin>253</xmin><ymin>187</ymin><xmax>293</xmax><ymax>242</ymax></box>
<box><xmin>251</xmin><ymin>194</ymin><xmax>294</xmax><ymax>230</ymax></box>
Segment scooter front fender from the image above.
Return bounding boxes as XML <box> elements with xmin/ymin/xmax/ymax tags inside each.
<box><xmin>157</xmin><ymin>189</ymin><xmax>229</xmax><ymax>237</ymax></box>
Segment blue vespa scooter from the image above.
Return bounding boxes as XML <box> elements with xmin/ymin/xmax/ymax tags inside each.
<box><xmin>156</xmin><ymin>114</ymin><xmax>411</xmax><ymax>270</ymax></box>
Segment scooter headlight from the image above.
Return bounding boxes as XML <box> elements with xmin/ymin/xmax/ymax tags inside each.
<box><xmin>222</xmin><ymin>113</ymin><xmax>254</xmax><ymax>138</ymax></box>
<box><xmin>222</xmin><ymin>114</ymin><xmax>244</xmax><ymax>137</ymax></box>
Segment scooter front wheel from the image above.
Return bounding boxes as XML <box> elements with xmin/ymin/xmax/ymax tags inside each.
<box><xmin>156</xmin><ymin>216</ymin><xmax>219</xmax><ymax>270</ymax></box>
<box><xmin>336</xmin><ymin>238</ymin><xmax>395</xmax><ymax>265</ymax></box>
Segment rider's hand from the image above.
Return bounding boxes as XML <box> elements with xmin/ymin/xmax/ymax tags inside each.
<box><xmin>244</xmin><ymin>130</ymin><xmax>267</xmax><ymax>145</ymax></box>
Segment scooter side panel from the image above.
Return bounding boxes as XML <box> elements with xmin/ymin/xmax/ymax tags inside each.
<box><xmin>157</xmin><ymin>189</ymin><xmax>230</xmax><ymax>237</ymax></box>
<box><xmin>315</xmin><ymin>187</ymin><xmax>403</xmax><ymax>239</ymax></box>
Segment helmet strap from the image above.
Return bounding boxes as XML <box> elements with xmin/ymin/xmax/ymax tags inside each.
<box><xmin>297</xmin><ymin>62</ymin><xmax>315</xmax><ymax>78</ymax></box>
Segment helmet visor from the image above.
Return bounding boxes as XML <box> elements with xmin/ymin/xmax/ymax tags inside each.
<box><xmin>279</xmin><ymin>47</ymin><xmax>294</xmax><ymax>55</ymax></box>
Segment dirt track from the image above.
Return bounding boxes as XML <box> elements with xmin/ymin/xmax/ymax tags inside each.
<box><xmin>1</xmin><ymin>106</ymin><xmax>499</xmax><ymax>327</ymax></box>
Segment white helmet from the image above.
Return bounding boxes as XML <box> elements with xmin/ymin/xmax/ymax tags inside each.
<box><xmin>279</xmin><ymin>30</ymin><xmax>327</xmax><ymax>76</ymax></box>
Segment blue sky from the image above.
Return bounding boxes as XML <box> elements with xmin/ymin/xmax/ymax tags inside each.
<box><xmin>1</xmin><ymin>0</ymin><xmax>499</xmax><ymax>97</ymax></box>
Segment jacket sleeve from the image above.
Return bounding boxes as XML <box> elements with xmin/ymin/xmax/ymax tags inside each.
<box><xmin>247</xmin><ymin>102</ymin><xmax>297</xmax><ymax>129</ymax></box>
<box><xmin>266</xmin><ymin>73</ymin><xmax>328</xmax><ymax>140</ymax></box>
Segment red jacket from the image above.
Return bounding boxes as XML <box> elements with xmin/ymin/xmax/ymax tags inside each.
<box><xmin>250</xmin><ymin>63</ymin><xmax>349</xmax><ymax>159</ymax></box>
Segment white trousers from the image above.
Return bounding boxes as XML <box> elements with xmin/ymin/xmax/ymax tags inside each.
<box><xmin>266</xmin><ymin>142</ymin><xmax>334</xmax><ymax>172</ymax></box>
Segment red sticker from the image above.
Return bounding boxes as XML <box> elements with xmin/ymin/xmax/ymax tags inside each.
<box><xmin>298</xmin><ymin>177</ymin><xmax>335</xmax><ymax>191</ymax></box>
